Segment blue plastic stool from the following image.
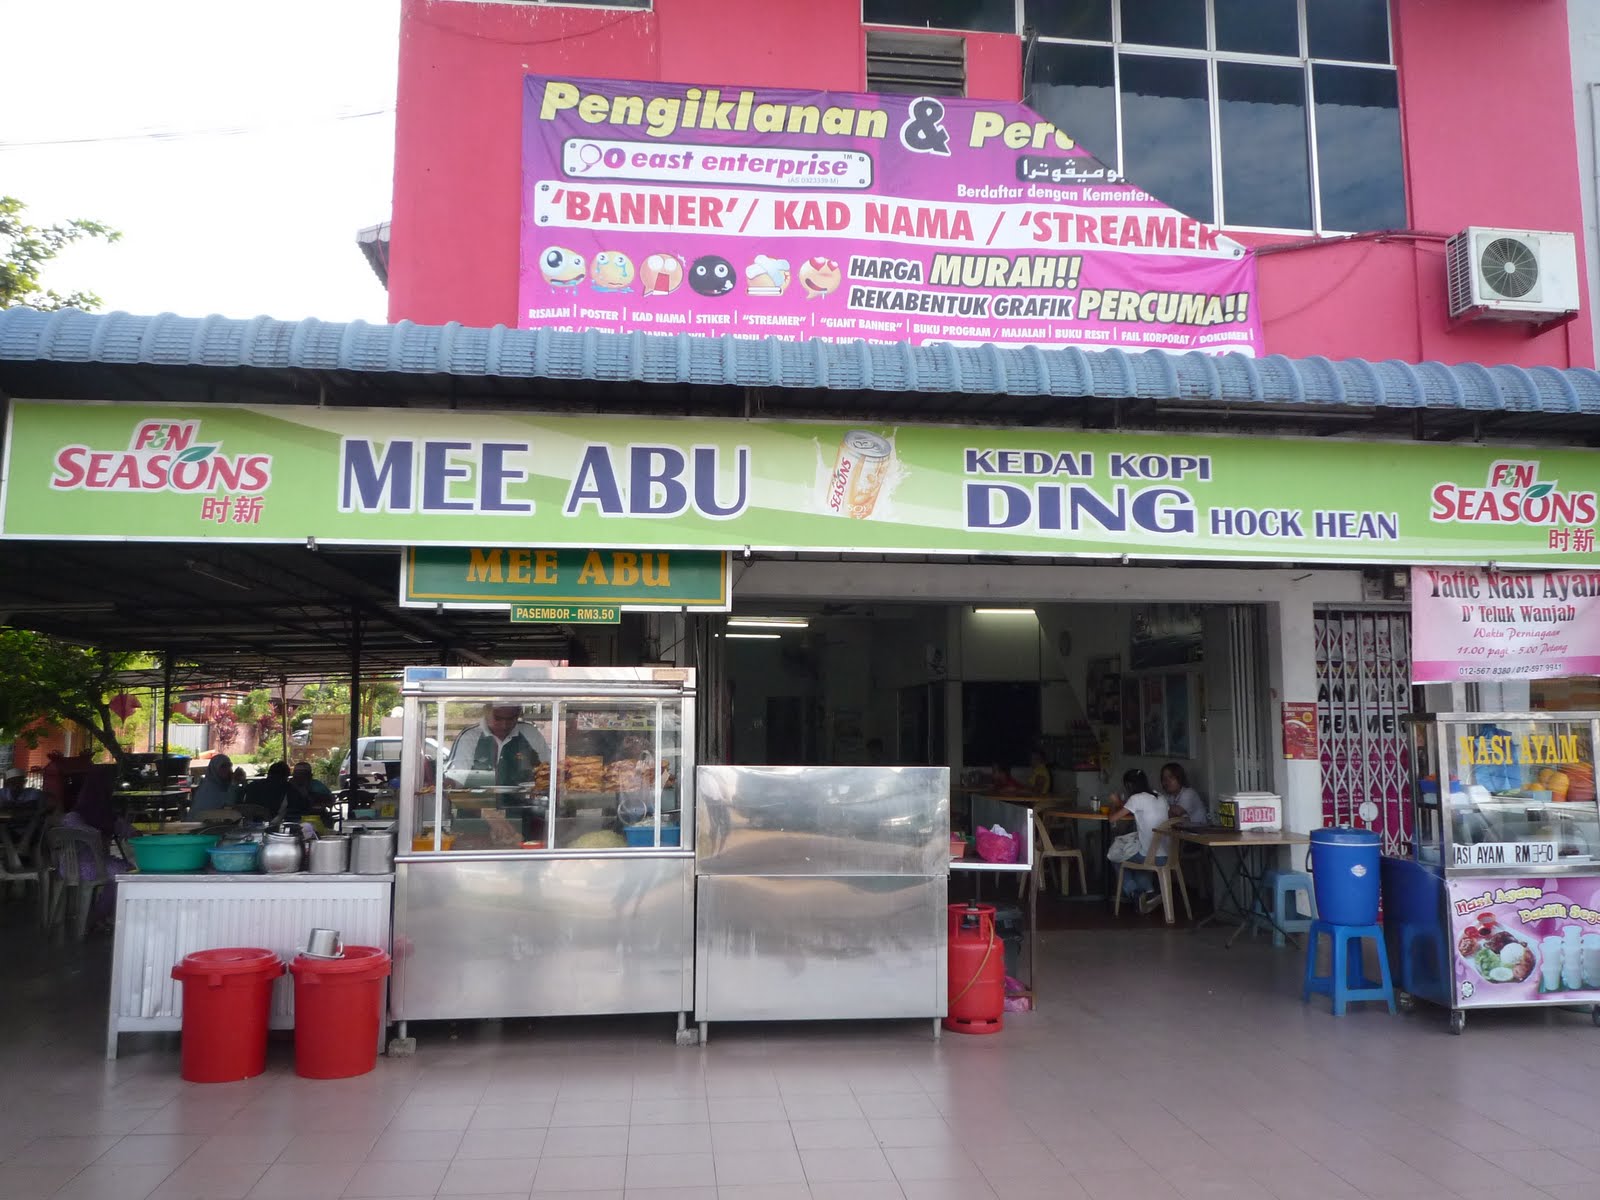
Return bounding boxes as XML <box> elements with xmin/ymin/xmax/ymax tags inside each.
<box><xmin>1302</xmin><ymin>919</ymin><xmax>1396</xmax><ymax>1015</ymax></box>
<box><xmin>1258</xmin><ymin>870</ymin><xmax>1315</xmax><ymax>948</ymax></box>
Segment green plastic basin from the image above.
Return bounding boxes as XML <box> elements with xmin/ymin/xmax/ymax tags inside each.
<box><xmin>129</xmin><ymin>833</ymin><xmax>219</xmax><ymax>873</ymax></box>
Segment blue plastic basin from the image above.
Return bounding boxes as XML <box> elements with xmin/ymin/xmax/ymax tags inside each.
<box><xmin>207</xmin><ymin>842</ymin><xmax>261</xmax><ymax>874</ymax></box>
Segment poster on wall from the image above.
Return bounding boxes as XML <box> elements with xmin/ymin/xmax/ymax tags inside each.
<box><xmin>1121</xmin><ymin>678</ymin><xmax>1141</xmax><ymax>755</ymax></box>
<box><xmin>1411</xmin><ymin>566</ymin><xmax>1600</xmax><ymax>683</ymax></box>
<box><xmin>1282</xmin><ymin>702</ymin><xmax>1318</xmax><ymax>761</ymax></box>
<box><xmin>1165</xmin><ymin>674</ymin><xmax>1191</xmax><ymax>758</ymax></box>
<box><xmin>1140</xmin><ymin>677</ymin><xmax>1166</xmax><ymax>756</ymax></box>
<box><xmin>1086</xmin><ymin>656</ymin><xmax>1121</xmax><ymax>724</ymax></box>
<box><xmin>6</xmin><ymin>402</ymin><xmax>1599</xmax><ymax>570</ymax></box>
<box><xmin>519</xmin><ymin>75</ymin><xmax>1260</xmax><ymax>355</ymax></box>
<box><xmin>1447</xmin><ymin>877</ymin><xmax>1600</xmax><ymax>1009</ymax></box>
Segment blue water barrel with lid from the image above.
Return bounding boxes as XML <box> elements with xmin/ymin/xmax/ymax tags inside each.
<box><xmin>1309</xmin><ymin>827</ymin><xmax>1381</xmax><ymax>925</ymax></box>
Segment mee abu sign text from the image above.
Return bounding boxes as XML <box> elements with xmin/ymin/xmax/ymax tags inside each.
<box><xmin>4</xmin><ymin>400</ymin><xmax>1597</xmax><ymax>568</ymax></box>
<box><xmin>403</xmin><ymin>547</ymin><xmax>730</xmax><ymax>610</ymax></box>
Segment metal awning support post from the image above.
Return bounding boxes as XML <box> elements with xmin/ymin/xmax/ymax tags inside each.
<box><xmin>278</xmin><ymin>676</ymin><xmax>289</xmax><ymax>763</ymax></box>
<box><xmin>348</xmin><ymin>608</ymin><xmax>362</xmax><ymax>790</ymax></box>
<box><xmin>161</xmin><ymin>651</ymin><xmax>172</xmax><ymax>761</ymax></box>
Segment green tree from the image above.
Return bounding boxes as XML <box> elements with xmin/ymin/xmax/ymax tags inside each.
<box><xmin>298</xmin><ymin>680</ymin><xmax>401</xmax><ymax>737</ymax></box>
<box><xmin>0</xmin><ymin>195</ymin><xmax>121</xmax><ymax>311</ymax></box>
<box><xmin>231</xmin><ymin>689</ymin><xmax>274</xmax><ymax>724</ymax></box>
<box><xmin>0</xmin><ymin>628</ymin><xmax>143</xmax><ymax>765</ymax></box>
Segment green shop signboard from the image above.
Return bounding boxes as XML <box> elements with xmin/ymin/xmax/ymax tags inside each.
<box><xmin>403</xmin><ymin>547</ymin><xmax>730</xmax><ymax>610</ymax></box>
<box><xmin>3</xmin><ymin>399</ymin><xmax>1597</xmax><ymax>566</ymax></box>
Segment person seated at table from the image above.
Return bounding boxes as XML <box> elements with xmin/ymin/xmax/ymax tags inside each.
<box><xmin>244</xmin><ymin>761</ymin><xmax>293</xmax><ymax>822</ymax></box>
<box><xmin>286</xmin><ymin>761</ymin><xmax>335</xmax><ymax>821</ymax></box>
<box><xmin>1106</xmin><ymin>767</ymin><xmax>1170</xmax><ymax>914</ymax></box>
<box><xmin>1160</xmin><ymin>762</ymin><xmax>1207</xmax><ymax>824</ymax></box>
<box><xmin>59</xmin><ymin>764</ymin><xmax>131</xmax><ymax>925</ymax></box>
<box><xmin>1028</xmin><ymin>748</ymin><xmax>1052</xmax><ymax>796</ymax></box>
<box><xmin>1</xmin><ymin>766</ymin><xmax>45</xmax><ymax>811</ymax></box>
<box><xmin>189</xmin><ymin>754</ymin><xmax>241</xmax><ymax>815</ymax></box>
<box><xmin>446</xmin><ymin>702</ymin><xmax>549</xmax><ymax>787</ymax></box>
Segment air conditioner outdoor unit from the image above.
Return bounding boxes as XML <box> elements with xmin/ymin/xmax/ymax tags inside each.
<box><xmin>1445</xmin><ymin>226</ymin><xmax>1579</xmax><ymax>325</ymax></box>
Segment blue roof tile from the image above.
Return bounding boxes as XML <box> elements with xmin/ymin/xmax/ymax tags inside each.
<box><xmin>2</xmin><ymin>306</ymin><xmax>1598</xmax><ymax>416</ymax></box>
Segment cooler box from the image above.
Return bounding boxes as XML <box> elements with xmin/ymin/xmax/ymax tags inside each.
<box><xmin>1217</xmin><ymin>792</ymin><xmax>1282</xmax><ymax>832</ymax></box>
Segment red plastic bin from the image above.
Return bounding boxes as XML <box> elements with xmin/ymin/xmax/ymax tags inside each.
<box><xmin>288</xmin><ymin>946</ymin><xmax>391</xmax><ymax>1079</ymax></box>
<box><xmin>170</xmin><ymin>948</ymin><xmax>284</xmax><ymax>1083</ymax></box>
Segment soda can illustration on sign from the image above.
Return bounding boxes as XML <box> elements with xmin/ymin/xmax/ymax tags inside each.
<box><xmin>827</xmin><ymin>431</ymin><xmax>893</xmax><ymax>519</ymax></box>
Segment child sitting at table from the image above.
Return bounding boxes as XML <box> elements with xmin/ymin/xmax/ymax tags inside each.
<box><xmin>1105</xmin><ymin>768</ymin><xmax>1170</xmax><ymax>915</ymax></box>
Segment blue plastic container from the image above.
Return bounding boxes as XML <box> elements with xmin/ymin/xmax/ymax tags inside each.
<box><xmin>207</xmin><ymin>842</ymin><xmax>261</xmax><ymax>874</ymax></box>
<box><xmin>622</xmin><ymin>824</ymin><xmax>682</xmax><ymax>847</ymax></box>
<box><xmin>1309</xmin><ymin>827</ymin><xmax>1380</xmax><ymax>925</ymax></box>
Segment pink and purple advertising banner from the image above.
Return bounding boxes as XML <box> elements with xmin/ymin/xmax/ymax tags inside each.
<box><xmin>1412</xmin><ymin>567</ymin><xmax>1600</xmax><ymax>683</ymax></box>
<box><xmin>519</xmin><ymin>76</ymin><xmax>1261</xmax><ymax>355</ymax></box>
<box><xmin>1448</xmin><ymin>877</ymin><xmax>1600</xmax><ymax>1008</ymax></box>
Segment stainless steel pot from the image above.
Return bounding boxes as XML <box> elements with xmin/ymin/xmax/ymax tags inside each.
<box><xmin>307</xmin><ymin>834</ymin><xmax>350</xmax><ymax>874</ymax></box>
<box><xmin>261</xmin><ymin>830</ymin><xmax>304</xmax><ymax>874</ymax></box>
<box><xmin>305</xmin><ymin>928</ymin><xmax>344</xmax><ymax>957</ymax></box>
<box><xmin>350</xmin><ymin>826</ymin><xmax>395</xmax><ymax>875</ymax></box>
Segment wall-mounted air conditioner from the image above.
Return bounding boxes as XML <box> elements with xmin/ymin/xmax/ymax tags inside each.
<box><xmin>1445</xmin><ymin>226</ymin><xmax>1579</xmax><ymax>326</ymax></box>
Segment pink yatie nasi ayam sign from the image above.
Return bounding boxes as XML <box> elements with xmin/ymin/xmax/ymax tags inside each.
<box><xmin>518</xmin><ymin>76</ymin><xmax>1260</xmax><ymax>355</ymax></box>
<box><xmin>1411</xmin><ymin>567</ymin><xmax>1600</xmax><ymax>683</ymax></box>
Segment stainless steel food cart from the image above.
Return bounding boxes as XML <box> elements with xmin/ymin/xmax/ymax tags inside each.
<box><xmin>693</xmin><ymin>765</ymin><xmax>949</xmax><ymax>1041</ymax></box>
<box><xmin>1382</xmin><ymin>711</ymin><xmax>1600</xmax><ymax>1034</ymax></box>
<box><xmin>392</xmin><ymin>666</ymin><xmax>696</xmax><ymax>1040</ymax></box>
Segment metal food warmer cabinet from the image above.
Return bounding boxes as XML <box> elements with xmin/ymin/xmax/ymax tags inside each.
<box><xmin>392</xmin><ymin>666</ymin><xmax>696</xmax><ymax>1040</ymax></box>
<box><xmin>1381</xmin><ymin>711</ymin><xmax>1600</xmax><ymax>1034</ymax></box>
<box><xmin>693</xmin><ymin>765</ymin><xmax>949</xmax><ymax>1041</ymax></box>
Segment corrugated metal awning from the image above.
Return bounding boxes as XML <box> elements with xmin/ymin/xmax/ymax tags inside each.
<box><xmin>2</xmin><ymin>306</ymin><xmax>1597</xmax><ymax>431</ymax></box>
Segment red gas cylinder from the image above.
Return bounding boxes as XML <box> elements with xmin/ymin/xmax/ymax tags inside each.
<box><xmin>944</xmin><ymin>902</ymin><xmax>1004</xmax><ymax>1035</ymax></box>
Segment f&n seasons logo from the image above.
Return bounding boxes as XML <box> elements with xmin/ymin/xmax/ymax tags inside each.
<box><xmin>1430</xmin><ymin>459</ymin><xmax>1596</xmax><ymax>527</ymax></box>
<box><xmin>51</xmin><ymin>420</ymin><xmax>272</xmax><ymax>494</ymax></box>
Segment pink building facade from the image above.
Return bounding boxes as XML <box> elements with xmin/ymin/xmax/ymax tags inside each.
<box><xmin>388</xmin><ymin>0</ymin><xmax>1592</xmax><ymax>370</ymax></box>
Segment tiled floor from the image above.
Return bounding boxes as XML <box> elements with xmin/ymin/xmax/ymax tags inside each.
<box><xmin>4</xmin><ymin>902</ymin><xmax>1600</xmax><ymax>1200</ymax></box>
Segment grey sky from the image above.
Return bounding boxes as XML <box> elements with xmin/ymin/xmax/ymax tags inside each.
<box><xmin>1</xmin><ymin>0</ymin><xmax>398</xmax><ymax>322</ymax></box>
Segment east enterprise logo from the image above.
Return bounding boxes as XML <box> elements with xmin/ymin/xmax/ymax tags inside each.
<box><xmin>1430</xmin><ymin>460</ymin><xmax>1596</xmax><ymax>527</ymax></box>
<box><xmin>50</xmin><ymin>420</ymin><xmax>272</xmax><ymax>525</ymax></box>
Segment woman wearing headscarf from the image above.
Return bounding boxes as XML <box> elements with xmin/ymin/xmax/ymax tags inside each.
<box><xmin>189</xmin><ymin>754</ymin><xmax>240</xmax><ymax>815</ymax></box>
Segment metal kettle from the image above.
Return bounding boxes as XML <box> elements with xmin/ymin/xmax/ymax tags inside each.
<box><xmin>261</xmin><ymin>825</ymin><xmax>305</xmax><ymax>874</ymax></box>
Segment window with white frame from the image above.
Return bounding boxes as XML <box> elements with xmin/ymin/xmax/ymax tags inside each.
<box><xmin>864</xmin><ymin>0</ymin><xmax>1406</xmax><ymax>235</ymax></box>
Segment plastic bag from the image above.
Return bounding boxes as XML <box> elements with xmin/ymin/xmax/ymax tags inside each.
<box><xmin>976</xmin><ymin>824</ymin><xmax>1019</xmax><ymax>864</ymax></box>
<box><xmin>1107</xmin><ymin>830</ymin><xmax>1141</xmax><ymax>863</ymax></box>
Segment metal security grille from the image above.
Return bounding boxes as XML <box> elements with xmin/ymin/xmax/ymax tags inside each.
<box><xmin>1315</xmin><ymin>608</ymin><xmax>1413</xmax><ymax>853</ymax></box>
<box><xmin>692</xmin><ymin>615</ymin><xmax>727</xmax><ymax>765</ymax></box>
<box><xmin>1228</xmin><ymin>606</ymin><xmax>1269</xmax><ymax>793</ymax></box>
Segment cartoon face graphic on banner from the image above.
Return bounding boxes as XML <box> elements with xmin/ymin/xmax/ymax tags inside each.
<box><xmin>519</xmin><ymin>76</ymin><xmax>1261</xmax><ymax>355</ymax></box>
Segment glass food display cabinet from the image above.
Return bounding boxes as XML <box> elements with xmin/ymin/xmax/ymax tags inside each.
<box><xmin>1382</xmin><ymin>712</ymin><xmax>1600</xmax><ymax>1034</ymax></box>
<box><xmin>391</xmin><ymin>666</ymin><xmax>696</xmax><ymax>1039</ymax></box>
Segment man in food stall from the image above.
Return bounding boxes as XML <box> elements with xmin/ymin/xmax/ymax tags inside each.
<box><xmin>445</xmin><ymin>702</ymin><xmax>550</xmax><ymax>787</ymax></box>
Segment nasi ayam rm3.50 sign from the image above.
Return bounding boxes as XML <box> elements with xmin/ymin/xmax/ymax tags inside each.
<box><xmin>3</xmin><ymin>400</ymin><xmax>1599</xmax><ymax>569</ymax></box>
<box><xmin>520</xmin><ymin>75</ymin><xmax>1260</xmax><ymax>355</ymax></box>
